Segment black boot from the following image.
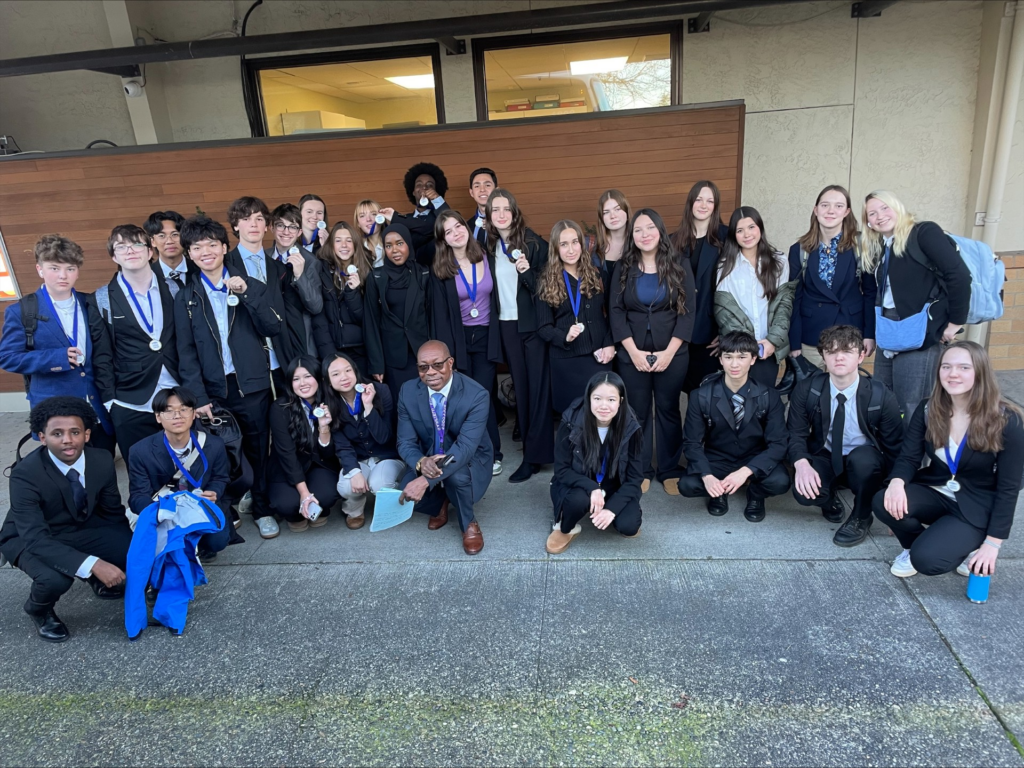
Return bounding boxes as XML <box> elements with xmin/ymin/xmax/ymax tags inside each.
<box><xmin>707</xmin><ymin>495</ymin><xmax>729</xmax><ymax>516</ymax></box>
<box><xmin>822</xmin><ymin>493</ymin><xmax>845</xmax><ymax>523</ymax></box>
<box><xmin>511</xmin><ymin>420</ymin><xmax>521</xmax><ymax>442</ymax></box>
<box><xmin>744</xmin><ymin>495</ymin><xmax>766</xmax><ymax>523</ymax></box>
<box><xmin>24</xmin><ymin>600</ymin><xmax>69</xmax><ymax>643</ymax></box>
<box><xmin>833</xmin><ymin>515</ymin><xmax>872</xmax><ymax>547</ymax></box>
<box><xmin>509</xmin><ymin>461</ymin><xmax>537</xmax><ymax>484</ymax></box>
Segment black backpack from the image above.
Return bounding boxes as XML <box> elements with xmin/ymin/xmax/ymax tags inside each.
<box><xmin>695</xmin><ymin>371</ymin><xmax>770</xmax><ymax>432</ymax></box>
<box><xmin>805</xmin><ymin>370</ymin><xmax>888</xmax><ymax>451</ymax></box>
<box><xmin>15</xmin><ymin>293</ymin><xmax>39</xmax><ymax>393</ymax></box>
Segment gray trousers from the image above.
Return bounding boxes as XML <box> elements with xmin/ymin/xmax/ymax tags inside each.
<box><xmin>873</xmin><ymin>343</ymin><xmax>942</xmax><ymax>421</ymax></box>
<box><xmin>336</xmin><ymin>458</ymin><xmax>406</xmax><ymax>517</ymax></box>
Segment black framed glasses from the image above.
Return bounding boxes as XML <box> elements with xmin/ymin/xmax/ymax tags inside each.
<box><xmin>417</xmin><ymin>358</ymin><xmax>453</xmax><ymax>373</ymax></box>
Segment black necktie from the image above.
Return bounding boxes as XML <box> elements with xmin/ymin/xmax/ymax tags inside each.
<box><xmin>831</xmin><ymin>393</ymin><xmax>847</xmax><ymax>478</ymax></box>
<box><xmin>65</xmin><ymin>468</ymin><xmax>88</xmax><ymax>517</ymax></box>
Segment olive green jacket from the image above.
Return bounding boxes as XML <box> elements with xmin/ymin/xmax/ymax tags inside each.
<box><xmin>713</xmin><ymin>280</ymin><xmax>797</xmax><ymax>361</ymax></box>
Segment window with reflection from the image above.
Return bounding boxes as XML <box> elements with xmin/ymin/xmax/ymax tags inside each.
<box><xmin>0</xmin><ymin>228</ymin><xmax>20</xmax><ymax>301</ymax></box>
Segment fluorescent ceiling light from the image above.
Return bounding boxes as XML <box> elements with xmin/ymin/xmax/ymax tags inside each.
<box><xmin>569</xmin><ymin>57</ymin><xmax>628</xmax><ymax>75</ymax></box>
<box><xmin>385</xmin><ymin>74</ymin><xmax>435</xmax><ymax>89</ymax></box>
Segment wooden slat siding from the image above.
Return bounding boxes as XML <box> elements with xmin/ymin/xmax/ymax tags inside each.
<box><xmin>0</xmin><ymin>104</ymin><xmax>743</xmax><ymax>394</ymax></box>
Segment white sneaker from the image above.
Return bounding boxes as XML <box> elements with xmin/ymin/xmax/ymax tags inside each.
<box><xmin>256</xmin><ymin>516</ymin><xmax>280</xmax><ymax>539</ymax></box>
<box><xmin>956</xmin><ymin>551</ymin><xmax>977</xmax><ymax>577</ymax></box>
<box><xmin>492</xmin><ymin>460</ymin><xmax>502</xmax><ymax>476</ymax></box>
<box><xmin>890</xmin><ymin>549</ymin><xmax>917</xmax><ymax>578</ymax></box>
<box><xmin>238</xmin><ymin>491</ymin><xmax>253</xmax><ymax>515</ymax></box>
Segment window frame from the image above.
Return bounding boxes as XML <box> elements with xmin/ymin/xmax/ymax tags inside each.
<box><xmin>0</xmin><ymin>226</ymin><xmax>22</xmax><ymax>302</ymax></box>
<box><xmin>471</xmin><ymin>22</ymin><xmax>683</xmax><ymax>122</ymax></box>
<box><xmin>243</xmin><ymin>43</ymin><xmax>446</xmax><ymax>137</ymax></box>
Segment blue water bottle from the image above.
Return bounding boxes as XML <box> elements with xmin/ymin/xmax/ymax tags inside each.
<box><xmin>967</xmin><ymin>573</ymin><xmax>990</xmax><ymax>604</ymax></box>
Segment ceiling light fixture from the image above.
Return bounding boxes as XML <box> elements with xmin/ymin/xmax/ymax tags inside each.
<box><xmin>569</xmin><ymin>57</ymin><xmax>628</xmax><ymax>76</ymax></box>
<box><xmin>385</xmin><ymin>74</ymin><xmax>435</xmax><ymax>89</ymax></box>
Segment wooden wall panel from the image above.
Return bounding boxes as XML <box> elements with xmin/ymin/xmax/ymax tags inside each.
<box><xmin>0</xmin><ymin>103</ymin><xmax>743</xmax><ymax>394</ymax></box>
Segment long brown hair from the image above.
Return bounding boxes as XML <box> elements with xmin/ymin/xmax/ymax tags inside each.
<box><xmin>670</xmin><ymin>180</ymin><xmax>723</xmax><ymax>254</ymax></box>
<box><xmin>595</xmin><ymin>189</ymin><xmax>631</xmax><ymax>263</ymax></box>
<box><xmin>618</xmin><ymin>208</ymin><xmax>689</xmax><ymax>315</ymax></box>
<box><xmin>318</xmin><ymin>221</ymin><xmax>369</xmax><ymax>290</ymax></box>
<box><xmin>485</xmin><ymin>187</ymin><xmax>528</xmax><ymax>256</ymax></box>
<box><xmin>433</xmin><ymin>210</ymin><xmax>484</xmax><ymax>281</ymax></box>
<box><xmin>718</xmin><ymin>206</ymin><xmax>785</xmax><ymax>303</ymax></box>
<box><xmin>538</xmin><ymin>220</ymin><xmax>604</xmax><ymax>307</ymax></box>
<box><xmin>798</xmin><ymin>185</ymin><xmax>858</xmax><ymax>254</ymax></box>
<box><xmin>926</xmin><ymin>341</ymin><xmax>1023</xmax><ymax>454</ymax></box>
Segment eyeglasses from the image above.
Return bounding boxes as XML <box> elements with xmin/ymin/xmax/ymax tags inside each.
<box><xmin>152</xmin><ymin>232</ymin><xmax>180</xmax><ymax>241</ymax></box>
<box><xmin>274</xmin><ymin>222</ymin><xmax>302</xmax><ymax>233</ymax></box>
<box><xmin>113</xmin><ymin>242</ymin><xmax>149</xmax><ymax>255</ymax></box>
<box><xmin>158</xmin><ymin>407</ymin><xmax>194</xmax><ymax>417</ymax></box>
<box><xmin>417</xmin><ymin>358</ymin><xmax>452</xmax><ymax>373</ymax></box>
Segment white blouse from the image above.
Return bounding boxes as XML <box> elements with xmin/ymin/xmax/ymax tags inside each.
<box><xmin>717</xmin><ymin>252</ymin><xmax>789</xmax><ymax>340</ymax></box>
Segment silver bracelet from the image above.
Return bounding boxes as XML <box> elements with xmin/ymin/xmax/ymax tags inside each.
<box><xmin>983</xmin><ymin>540</ymin><xmax>1002</xmax><ymax>550</ymax></box>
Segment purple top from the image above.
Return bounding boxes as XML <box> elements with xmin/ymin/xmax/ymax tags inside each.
<box><xmin>456</xmin><ymin>258</ymin><xmax>492</xmax><ymax>327</ymax></box>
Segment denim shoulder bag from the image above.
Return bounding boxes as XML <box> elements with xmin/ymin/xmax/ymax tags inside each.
<box><xmin>874</xmin><ymin>242</ymin><xmax>932</xmax><ymax>353</ymax></box>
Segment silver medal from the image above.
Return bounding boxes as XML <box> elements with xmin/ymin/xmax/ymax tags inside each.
<box><xmin>575</xmin><ymin>322</ymin><xmax>585</xmax><ymax>333</ymax></box>
<box><xmin>419</xmin><ymin>196</ymin><xmax>429</xmax><ymax>207</ymax></box>
<box><xmin>347</xmin><ymin>265</ymin><xmax>359</xmax><ymax>275</ymax></box>
<box><xmin>149</xmin><ymin>339</ymin><xmax>162</xmax><ymax>352</ymax></box>
<box><xmin>289</xmin><ymin>246</ymin><xmax>300</xmax><ymax>256</ymax></box>
<box><xmin>470</xmin><ymin>307</ymin><xmax>479</xmax><ymax>318</ymax></box>
<box><xmin>511</xmin><ymin>249</ymin><xmax>523</xmax><ymax>259</ymax></box>
<box><xmin>313</xmin><ymin>407</ymin><xmax>326</xmax><ymax>418</ymax></box>
<box><xmin>75</xmin><ymin>353</ymin><xmax>85</xmax><ymax>365</ymax></box>
<box><xmin>316</xmin><ymin>220</ymin><xmax>327</xmax><ymax>230</ymax></box>
<box><xmin>226</xmin><ymin>294</ymin><xmax>240</xmax><ymax>306</ymax></box>
<box><xmin>946</xmin><ymin>478</ymin><xmax>961</xmax><ymax>492</ymax></box>
<box><xmin>355</xmin><ymin>383</ymin><xmax>366</xmax><ymax>393</ymax></box>
<box><xmin>375</xmin><ymin>214</ymin><xmax>386</xmax><ymax>225</ymax></box>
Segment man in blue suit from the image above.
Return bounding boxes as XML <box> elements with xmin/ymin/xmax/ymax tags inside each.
<box><xmin>397</xmin><ymin>340</ymin><xmax>493</xmax><ymax>555</ymax></box>
<box><xmin>0</xmin><ymin>234</ymin><xmax>115</xmax><ymax>453</ymax></box>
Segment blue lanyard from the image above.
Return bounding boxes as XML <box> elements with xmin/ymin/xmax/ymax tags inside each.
<box><xmin>499</xmin><ymin>237</ymin><xmax>516</xmax><ymax>263</ymax></box>
<box><xmin>40</xmin><ymin>287</ymin><xmax>79</xmax><ymax>348</ymax></box>
<box><xmin>877</xmin><ymin>242</ymin><xmax>894</xmax><ymax>297</ymax></box>
<box><xmin>119</xmin><ymin>274</ymin><xmax>155</xmax><ymax>334</ymax></box>
<box><xmin>200</xmin><ymin>268</ymin><xmax>228</xmax><ymax>294</ymax></box>
<box><xmin>163</xmin><ymin>432</ymin><xmax>208</xmax><ymax>489</ymax></box>
<box><xmin>429</xmin><ymin>394</ymin><xmax>447</xmax><ymax>454</ymax></box>
<box><xmin>301</xmin><ymin>232</ymin><xmax>317</xmax><ymax>248</ymax></box>
<box><xmin>457</xmin><ymin>262</ymin><xmax>478</xmax><ymax>304</ymax></box>
<box><xmin>302</xmin><ymin>400</ymin><xmax>317</xmax><ymax>427</ymax></box>
<box><xmin>563</xmin><ymin>270</ymin><xmax>582</xmax><ymax>321</ymax></box>
<box><xmin>596</xmin><ymin>449</ymin><xmax>608</xmax><ymax>484</ymax></box>
<box><xmin>345</xmin><ymin>393</ymin><xmax>362</xmax><ymax>417</ymax></box>
<box><xmin>944</xmin><ymin>437</ymin><xmax>967</xmax><ymax>479</ymax></box>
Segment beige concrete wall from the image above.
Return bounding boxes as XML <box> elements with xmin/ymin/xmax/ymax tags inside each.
<box><xmin>998</xmin><ymin>78</ymin><xmax>1024</xmax><ymax>254</ymax></box>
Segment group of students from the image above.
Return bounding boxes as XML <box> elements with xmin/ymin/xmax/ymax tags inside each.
<box><xmin>0</xmin><ymin>161</ymin><xmax>1020</xmax><ymax>643</ymax></box>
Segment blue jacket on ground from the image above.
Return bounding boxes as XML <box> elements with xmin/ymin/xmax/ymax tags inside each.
<box><xmin>125</xmin><ymin>492</ymin><xmax>223</xmax><ymax>639</ymax></box>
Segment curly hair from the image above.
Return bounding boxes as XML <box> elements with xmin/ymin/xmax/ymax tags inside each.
<box><xmin>538</xmin><ymin>220</ymin><xmax>604</xmax><ymax>307</ymax></box>
<box><xmin>34</xmin><ymin>234</ymin><xmax>84</xmax><ymax>267</ymax></box>
<box><xmin>30</xmin><ymin>396</ymin><xmax>97</xmax><ymax>434</ymax></box>
<box><xmin>403</xmin><ymin>162</ymin><xmax>448</xmax><ymax>205</ymax></box>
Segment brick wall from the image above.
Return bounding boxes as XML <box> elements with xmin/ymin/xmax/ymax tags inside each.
<box><xmin>989</xmin><ymin>252</ymin><xmax>1024</xmax><ymax>371</ymax></box>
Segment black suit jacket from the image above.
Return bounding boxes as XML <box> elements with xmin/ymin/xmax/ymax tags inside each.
<box><xmin>94</xmin><ymin>266</ymin><xmax>181</xmax><ymax>406</ymax></box>
<box><xmin>786</xmin><ymin>372</ymin><xmax>904</xmax><ymax>466</ymax></box>
<box><xmin>609</xmin><ymin>260</ymin><xmax>696</xmax><ymax>354</ymax></box>
<box><xmin>363</xmin><ymin>262</ymin><xmax>432</xmax><ymax>375</ymax></box>
<box><xmin>891</xmin><ymin>403</ymin><xmax>1024</xmax><ymax>539</ymax></box>
<box><xmin>393</xmin><ymin>201</ymin><xmax>451</xmax><ymax>267</ymax></box>
<box><xmin>0</xmin><ymin>447</ymin><xmax>127</xmax><ymax>576</ymax></box>
<box><xmin>156</xmin><ymin>258</ymin><xmax>194</xmax><ymax>297</ymax></box>
<box><xmin>269</xmin><ymin>397</ymin><xmax>358</xmax><ymax>484</ymax></box>
<box><xmin>787</xmin><ymin>243</ymin><xmax>877</xmax><ymax>349</ymax></box>
<box><xmin>536</xmin><ymin>272</ymin><xmax>613</xmax><ymax>359</ymax></box>
<box><xmin>127</xmin><ymin>430</ymin><xmax>231</xmax><ymax>515</ymax></box>
<box><xmin>311</xmin><ymin>267</ymin><xmax>365</xmax><ymax>358</ymax></box>
<box><xmin>430</xmin><ymin>258</ymin><xmax>502</xmax><ymax>370</ymax></box>
<box><xmin>682</xmin><ymin>376</ymin><xmax>788</xmax><ymax>478</ymax></box>
<box><xmin>681</xmin><ymin>225</ymin><xmax>727</xmax><ymax>345</ymax></box>
<box><xmin>332</xmin><ymin>383</ymin><xmax>399</xmax><ymax>461</ymax></box>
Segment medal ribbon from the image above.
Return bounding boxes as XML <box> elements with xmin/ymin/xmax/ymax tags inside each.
<box><xmin>119</xmin><ymin>274</ymin><xmax>155</xmax><ymax>335</ymax></box>
<box><xmin>944</xmin><ymin>437</ymin><xmax>967</xmax><ymax>481</ymax></box>
<box><xmin>163</xmin><ymin>432</ymin><xmax>208</xmax><ymax>490</ymax></box>
<box><xmin>563</xmin><ymin>270</ymin><xmax>582</xmax><ymax>323</ymax></box>
<box><xmin>302</xmin><ymin>400</ymin><xmax>318</xmax><ymax>427</ymax></box>
<box><xmin>345</xmin><ymin>393</ymin><xmax>362</xmax><ymax>417</ymax></box>
<box><xmin>499</xmin><ymin>236</ymin><xmax>516</xmax><ymax>263</ymax></box>
<box><xmin>40</xmin><ymin>286</ymin><xmax>80</xmax><ymax>349</ymax></box>
<box><xmin>457</xmin><ymin>263</ymin><xmax>478</xmax><ymax>305</ymax></box>
<box><xmin>595</xmin><ymin>448</ymin><xmax>608</xmax><ymax>484</ymax></box>
<box><xmin>200</xmin><ymin>268</ymin><xmax>229</xmax><ymax>294</ymax></box>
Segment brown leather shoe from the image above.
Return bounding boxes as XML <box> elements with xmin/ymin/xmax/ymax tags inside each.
<box><xmin>463</xmin><ymin>521</ymin><xmax>484</xmax><ymax>555</ymax></box>
<box><xmin>428</xmin><ymin>499</ymin><xmax>449</xmax><ymax>530</ymax></box>
<box><xmin>345</xmin><ymin>515</ymin><xmax>365</xmax><ymax>530</ymax></box>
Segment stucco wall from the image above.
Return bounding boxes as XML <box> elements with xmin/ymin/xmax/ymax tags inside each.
<box><xmin>0</xmin><ymin>0</ymin><xmax>1019</xmax><ymax>254</ymax></box>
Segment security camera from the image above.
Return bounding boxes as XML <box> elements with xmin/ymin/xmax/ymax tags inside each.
<box><xmin>124</xmin><ymin>81</ymin><xmax>144</xmax><ymax>98</ymax></box>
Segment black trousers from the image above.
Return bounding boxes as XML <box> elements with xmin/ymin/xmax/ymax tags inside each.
<box><xmin>462</xmin><ymin>324</ymin><xmax>502</xmax><ymax>461</ymax></box>
<box><xmin>678</xmin><ymin>462</ymin><xmax>791</xmax><ymax>501</ymax></box>
<box><xmin>384</xmin><ymin>354</ymin><xmax>419</xmax><ymax>413</ymax></box>
<box><xmin>270</xmin><ymin>366</ymin><xmax>288</xmax><ymax>400</ymax></box>
<box><xmin>110</xmin><ymin>403</ymin><xmax>161</xmax><ymax>468</ymax></box>
<box><xmin>749</xmin><ymin>354</ymin><xmax>780</xmax><ymax>389</ymax></box>
<box><xmin>872</xmin><ymin>484</ymin><xmax>987</xmax><ymax>575</ymax></box>
<box><xmin>793</xmin><ymin>445</ymin><xmax>885</xmax><ymax>520</ymax></box>
<box><xmin>414</xmin><ymin>468</ymin><xmax>477</xmax><ymax>531</ymax></box>
<box><xmin>616</xmin><ymin>341</ymin><xmax>688</xmax><ymax>481</ymax></box>
<box><xmin>16</xmin><ymin>522</ymin><xmax>133</xmax><ymax>609</ymax></box>
<box><xmin>214</xmin><ymin>376</ymin><xmax>271</xmax><ymax>520</ymax></box>
<box><xmin>268</xmin><ymin>465</ymin><xmax>341</xmax><ymax>522</ymax></box>
<box><xmin>683</xmin><ymin>342</ymin><xmax>719</xmax><ymax>393</ymax></box>
<box><xmin>550</xmin><ymin>354</ymin><xmax>611</xmax><ymax>415</ymax></box>
<box><xmin>499</xmin><ymin>322</ymin><xmax>554</xmax><ymax>465</ymax></box>
<box><xmin>556</xmin><ymin>486</ymin><xmax>641</xmax><ymax>536</ymax></box>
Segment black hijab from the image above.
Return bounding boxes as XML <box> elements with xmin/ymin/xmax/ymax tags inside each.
<box><xmin>383</xmin><ymin>222</ymin><xmax>414</xmax><ymax>288</ymax></box>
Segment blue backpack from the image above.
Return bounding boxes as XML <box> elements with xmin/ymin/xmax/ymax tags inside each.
<box><xmin>909</xmin><ymin>232</ymin><xmax>1005</xmax><ymax>324</ymax></box>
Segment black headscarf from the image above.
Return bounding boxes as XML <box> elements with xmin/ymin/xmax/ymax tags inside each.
<box><xmin>382</xmin><ymin>222</ymin><xmax>414</xmax><ymax>287</ymax></box>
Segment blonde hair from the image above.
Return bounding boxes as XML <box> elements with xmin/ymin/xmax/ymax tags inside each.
<box><xmin>857</xmin><ymin>190</ymin><xmax>916</xmax><ymax>272</ymax></box>
<box><xmin>355</xmin><ymin>199</ymin><xmax>383</xmax><ymax>259</ymax></box>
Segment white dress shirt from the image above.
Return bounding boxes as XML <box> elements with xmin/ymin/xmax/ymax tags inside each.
<box><xmin>824</xmin><ymin>376</ymin><xmax>869</xmax><ymax>455</ymax></box>
<box><xmin>717</xmin><ymin>252</ymin><xmax>789</xmax><ymax>341</ymax></box>
<box><xmin>201</xmin><ymin>273</ymin><xmax>235</xmax><ymax>375</ymax></box>
<box><xmin>112</xmin><ymin>273</ymin><xmax>179</xmax><ymax>412</ymax></box>
<box><xmin>48</xmin><ymin>451</ymin><xmax>97</xmax><ymax>578</ymax></box>
<box><xmin>880</xmin><ymin>235</ymin><xmax>896</xmax><ymax>309</ymax></box>
<box><xmin>51</xmin><ymin>294</ymin><xmax>87</xmax><ymax>364</ymax></box>
<box><xmin>931</xmin><ymin>436</ymin><xmax>960</xmax><ymax>501</ymax></box>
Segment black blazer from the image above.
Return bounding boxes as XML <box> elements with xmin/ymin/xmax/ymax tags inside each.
<box><xmin>332</xmin><ymin>383</ymin><xmax>399</xmax><ymax>462</ymax></box>
<box><xmin>94</xmin><ymin>266</ymin><xmax>181</xmax><ymax>406</ymax></box>
<box><xmin>364</xmin><ymin>262</ymin><xmax>432</xmax><ymax>375</ymax></box>
<box><xmin>682</xmin><ymin>375</ymin><xmax>788</xmax><ymax>478</ymax></box>
<box><xmin>311</xmin><ymin>267</ymin><xmax>365</xmax><ymax>358</ymax></box>
<box><xmin>536</xmin><ymin>272</ymin><xmax>613</xmax><ymax>359</ymax></box>
<box><xmin>393</xmin><ymin>202</ymin><xmax>450</xmax><ymax>266</ymax></box>
<box><xmin>127</xmin><ymin>430</ymin><xmax>231</xmax><ymax>515</ymax></box>
<box><xmin>786</xmin><ymin>372</ymin><xmax>903</xmax><ymax>466</ymax></box>
<box><xmin>681</xmin><ymin>225</ymin><xmax>728</xmax><ymax>345</ymax></box>
<box><xmin>269</xmin><ymin>397</ymin><xmax>358</xmax><ymax>485</ymax></box>
<box><xmin>0</xmin><ymin>447</ymin><xmax>127</xmax><ymax>576</ymax></box>
<box><xmin>891</xmin><ymin>402</ymin><xmax>1024</xmax><ymax>538</ymax></box>
<box><xmin>609</xmin><ymin>260</ymin><xmax>696</xmax><ymax>354</ymax></box>
<box><xmin>788</xmin><ymin>243</ymin><xmax>877</xmax><ymax>348</ymax></box>
<box><xmin>463</xmin><ymin>209</ymin><xmax>489</xmax><ymax>247</ymax></box>
<box><xmin>429</xmin><ymin>258</ymin><xmax>502</xmax><ymax>370</ymax></box>
<box><xmin>173</xmin><ymin>265</ymin><xmax>281</xmax><ymax>405</ymax></box>
<box><xmin>489</xmin><ymin>228</ymin><xmax>549</xmax><ymax>333</ymax></box>
<box><xmin>875</xmin><ymin>222</ymin><xmax>972</xmax><ymax>350</ymax></box>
